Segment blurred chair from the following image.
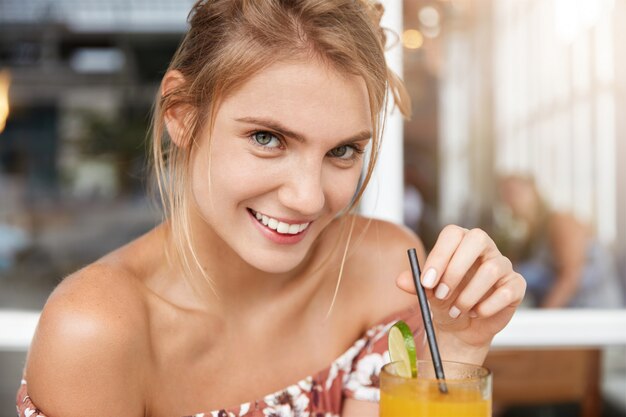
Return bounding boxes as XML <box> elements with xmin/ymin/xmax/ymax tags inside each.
<box><xmin>485</xmin><ymin>348</ymin><xmax>602</xmax><ymax>417</ymax></box>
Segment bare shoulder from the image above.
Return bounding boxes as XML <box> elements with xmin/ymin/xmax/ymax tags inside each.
<box><xmin>347</xmin><ymin>214</ymin><xmax>426</xmax><ymax>270</ymax></box>
<box><xmin>351</xmin><ymin>215</ymin><xmax>424</xmax><ymax>250</ymax></box>
<box><xmin>340</xmin><ymin>215</ymin><xmax>424</xmax><ymax>327</ymax></box>
<box><xmin>24</xmin><ymin>262</ymin><xmax>149</xmax><ymax>417</ymax></box>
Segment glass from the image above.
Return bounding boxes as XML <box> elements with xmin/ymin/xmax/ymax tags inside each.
<box><xmin>379</xmin><ymin>360</ymin><xmax>492</xmax><ymax>417</ymax></box>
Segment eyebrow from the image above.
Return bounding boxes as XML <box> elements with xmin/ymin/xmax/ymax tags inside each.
<box><xmin>235</xmin><ymin>116</ymin><xmax>372</xmax><ymax>146</ymax></box>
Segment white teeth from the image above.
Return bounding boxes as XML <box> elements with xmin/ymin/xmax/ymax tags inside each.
<box><xmin>277</xmin><ymin>222</ymin><xmax>290</xmax><ymax>234</ymax></box>
<box><xmin>251</xmin><ymin>209</ymin><xmax>311</xmax><ymax>235</ymax></box>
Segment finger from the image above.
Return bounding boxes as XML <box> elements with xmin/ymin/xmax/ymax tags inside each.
<box><xmin>433</xmin><ymin>229</ymin><xmax>494</xmax><ymax>301</ymax></box>
<box><xmin>396</xmin><ymin>270</ymin><xmax>415</xmax><ymax>294</ymax></box>
<box><xmin>449</xmin><ymin>256</ymin><xmax>513</xmax><ymax>316</ymax></box>
<box><xmin>472</xmin><ymin>273</ymin><xmax>526</xmax><ymax>318</ymax></box>
<box><xmin>433</xmin><ymin>228</ymin><xmax>500</xmax><ymax>302</ymax></box>
<box><xmin>421</xmin><ymin>225</ymin><xmax>467</xmax><ymax>289</ymax></box>
<box><xmin>396</xmin><ymin>270</ymin><xmax>437</xmax><ymax>301</ymax></box>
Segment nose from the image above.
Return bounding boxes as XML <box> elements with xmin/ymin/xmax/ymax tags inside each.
<box><xmin>277</xmin><ymin>159</ymin><xmax>326</xmax><ymax>217</ymax></box>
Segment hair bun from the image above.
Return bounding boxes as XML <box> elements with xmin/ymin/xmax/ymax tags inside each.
<box><xmin>359</xmin><ymin>0</ymin><xmax>388</xmax><ymax>49</ymax></box>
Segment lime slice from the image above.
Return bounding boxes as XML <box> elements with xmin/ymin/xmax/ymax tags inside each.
<box><xmin>387</xmin><ymin>320</ymin><xmax>417</xmax><ymax>378</ymax></box>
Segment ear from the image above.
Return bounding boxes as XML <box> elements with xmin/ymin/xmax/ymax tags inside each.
<box><xmin>162</xmin><ymin>70</ymin><xmax>194</xmax><ymax>148</ymax></box>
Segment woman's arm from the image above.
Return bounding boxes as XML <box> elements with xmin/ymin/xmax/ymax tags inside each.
<box><xmin>396</xmin><ymin>225</ymin><xmax>526</xmax><ymax>365</ymax></box>
<box><xmin>339</xmin><ymin>220</ymin><xmax>525</xmax><ymax>416</ymax></box>
<box><xmin>541</xmin><ymin>213</ymin><xmax>588</xmax><ymax>308</ymax></box>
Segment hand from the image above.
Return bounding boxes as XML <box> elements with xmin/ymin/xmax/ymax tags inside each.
<box><xmin>397</xmin><ymin>225</ymin><xmax>526</xmax><ymax>364</ymax></box>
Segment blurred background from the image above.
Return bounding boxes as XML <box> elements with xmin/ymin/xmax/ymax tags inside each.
<box><xmin>1</xmin><ymin>0</ymin><xmax>625</xmax><ymax>416</ymax></box>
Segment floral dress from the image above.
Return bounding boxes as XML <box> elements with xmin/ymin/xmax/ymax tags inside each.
<box><xmin>16</xmin><ymin>307</ymin><xmax>423</xmax><ymax>417</ymax></box>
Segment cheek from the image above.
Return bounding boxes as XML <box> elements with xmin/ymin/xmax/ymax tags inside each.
<box><xmin>190</xmin><ymin>149</ymin><xmax>210</xmax><ymax>200</ymax></box>
<box><xmin>193</xmin><ymin>144</ymin><xmax>262</xmax><ymax>196</ymax></box>
<box><xmin>189</xmin><ymin>146</ymin><xmax>247</xmax><ymax>213</ymax></box>
<box><xmin>324</xmin><ymin>167</ymin><xmax>362</xmax><ymax>209</ymax></box>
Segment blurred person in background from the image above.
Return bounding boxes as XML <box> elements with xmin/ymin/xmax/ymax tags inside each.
<box><xmin>498</xmin><ymin>174</ymin><xmax>622</xmax><ymax>308</ymax></box>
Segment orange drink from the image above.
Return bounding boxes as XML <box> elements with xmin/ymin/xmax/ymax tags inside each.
<box><xmin>380</xmin><ymin>360</ymin><xmax>492</xmax><ymax>417</ymax></box>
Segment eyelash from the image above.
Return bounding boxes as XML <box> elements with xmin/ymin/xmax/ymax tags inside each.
<box><xmin>247</xmin><ymin>130</ymin><xmax>365</xmax><ymax>162</ymax></box>
<box><xmin>333</xmin><ymin>144</ymin><xmax>365</xmax><ymax>161</ymax></box>
<box><xmin>248</xmin><ymin>131</ymin><xmax>283</xmax><ymax>150</ymax></box>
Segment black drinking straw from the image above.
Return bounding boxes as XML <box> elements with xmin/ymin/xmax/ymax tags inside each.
<box><xmin>407</xmin><ymin>248</ymin><xmax>448</xmax><ymax>394</ymax></box>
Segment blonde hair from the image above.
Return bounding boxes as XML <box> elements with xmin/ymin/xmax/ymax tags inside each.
<box><xmin>150</xmin><ymin>0</ymin><xmax>411</xmax><ymax>299</ymax></box>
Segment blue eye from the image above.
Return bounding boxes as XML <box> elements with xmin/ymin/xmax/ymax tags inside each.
<box><xmin>252</xmin><ymin>131</ymin><xmax>281</xmax><ymax>148</ymax></box>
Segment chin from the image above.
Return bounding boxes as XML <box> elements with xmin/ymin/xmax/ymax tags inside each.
<box><xmin>244</xmin><ymin>252</ymin><xmax>307</xmax><ymax>275</ymax></box>
<box><xmin>259</xmin><ymin>260</ymin><xmax>305</xmax><ymax>275</ymax></box>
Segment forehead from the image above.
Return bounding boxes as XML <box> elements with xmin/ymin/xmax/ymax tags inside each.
<box><xmin>217</xmin><ymin>58</ymin><xmax>372</xmax><ymax>140</ymax></box>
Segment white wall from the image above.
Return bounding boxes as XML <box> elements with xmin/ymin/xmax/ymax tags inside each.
<box><xmin>360</xmin><ymin>0</ymin><xmax>405</xmax><ymax>224</ymax></box>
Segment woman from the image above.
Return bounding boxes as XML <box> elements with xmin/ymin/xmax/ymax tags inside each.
<box><xmin>17</xmin><ymin>1</ymin><xmax>525</xmax><ymax>416</ymax></box>
<box><xmin>499</xmin><ymin>174</ymin><xmax>621</xmax><ymax>308</ymax></box>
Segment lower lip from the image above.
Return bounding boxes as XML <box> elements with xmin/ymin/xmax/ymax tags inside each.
<box><xmin>248</xmin><ymin>210</ymin><xmax>310</xmax><ymax>245</ymax></box>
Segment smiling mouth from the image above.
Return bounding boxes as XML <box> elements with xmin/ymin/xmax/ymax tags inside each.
<box><xmin>248</xmin><ymin>209</ymin><xmax>311</xmax><ymax>235</ymax></box>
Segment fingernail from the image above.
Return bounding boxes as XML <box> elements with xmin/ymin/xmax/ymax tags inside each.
<box><xmin>449</xmin><ymin>306</ymin><xmax>461</xmax><ymax>319</ymax></box>
<box><xmin>435</xmin><ymin>283</ymin><xmax>449</xmax><ymax>300</ymax></box>
<box><xmin>469</xmin><ymin>311</ymin><xmax>478</xmax><ymax>318</ymax></box>
<box><xmin>422</xmin><ymin>268</ymin><xmax>437</xmax><ymax>288</ymax></box>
